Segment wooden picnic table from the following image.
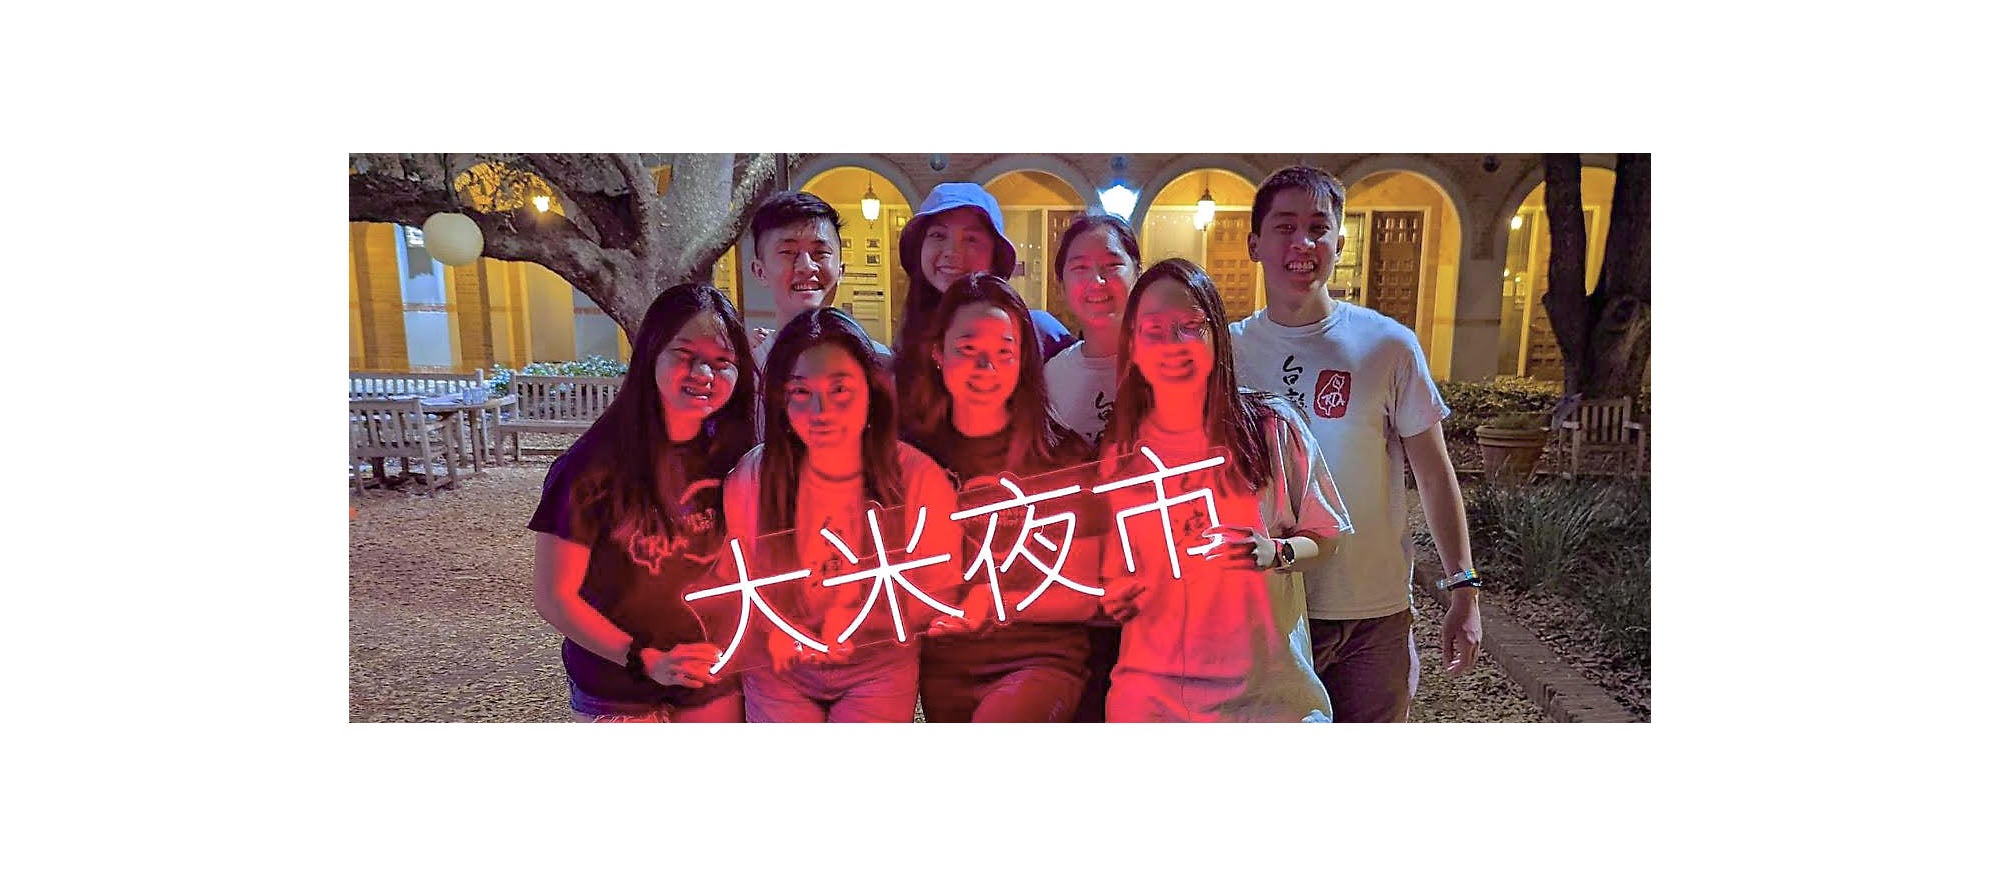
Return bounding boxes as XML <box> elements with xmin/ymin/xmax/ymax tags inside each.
<box><xmin>415</xmin><ymin>393</ymin><xmax>518</xmax><ymax>474</ymax></box>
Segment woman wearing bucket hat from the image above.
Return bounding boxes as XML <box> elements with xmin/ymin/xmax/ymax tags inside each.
<box><xmin>892</xmin><ymin>182</ymin><xmax>1075</xmax><ymax>405</ymax></box>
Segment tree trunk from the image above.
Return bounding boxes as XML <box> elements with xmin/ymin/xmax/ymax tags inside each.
<box><xmin>1541</xmin><ymin>154</ymin><xmax>1590</xmax><ymax>397</ymax></box>
<box><xmin>1585</xmin><ymin>153</ymin><xmax>1650</xmax><ymax>403</ymax></box>
<box><xmin>1540</xmin><ymin>153</ymin><xmax>1650</xmax><ymax>404</ymax></box>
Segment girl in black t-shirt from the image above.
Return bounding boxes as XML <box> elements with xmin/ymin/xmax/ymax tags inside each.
<box><xmin>903</xmin><ymin>274</ymin><xmax>1098</xmax><ymax>722</ymax></box>
<box><xmin>528</xmin><ymin>284</ymin><xmax>757</xmax><ymax>722</ymax></box>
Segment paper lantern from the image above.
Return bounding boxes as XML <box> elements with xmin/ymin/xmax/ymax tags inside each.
<box><xmin>421</xmin><ymin>212</ymin><xmax>484</xmax><ymax>266</ymax></box>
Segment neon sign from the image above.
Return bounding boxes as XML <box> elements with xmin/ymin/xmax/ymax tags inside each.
<box><xmin>950</xmin><ymin>475</ymin><xmax>1093</xmax><ymax>623</ymax></box>
<box><xmin>1090</xmin><ymin>446</ymin><xmax>1227</xmax><ymax>581</ymax></box>
<box><xmin>817</xmin><ymin>505</ymin><xmax>960</xmax><ymax>645</ymax></box>
<box><xmin>682</xmin><ymin>445</ymin><xmax>1262</xmax><ymax>674</ymax></box>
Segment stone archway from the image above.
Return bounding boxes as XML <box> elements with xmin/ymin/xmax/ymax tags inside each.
<box><xmin>982</xmin><ymin>169</ymin><xmax>1089</xmax><ymax>319</ymax></box>
<box><xmin>1487</xmin><ymin>154</ymin><xmax>1617</xmax><ymax>262</ymax></box>
<box><xmin>1132</xmin><ymin>154</ymin><xmax>1268</xmax><ymax>231</ymax></box>
<box><xmin>973</xmin><ymin>154</ymin><xmax>1096</xmax><ymax>217</ymax></box>
<box><xmin>1138</xmin><ymin>167</ymin><xmax>1263</xmax><ymax>323</ymax></box>
<box><xmin>1493</xmin><ymin>163</ymin><xmax>1618</xmax><ymax>380</ymax></box>
<box><xmin>795</xmin><ymin>154</ymin><xmax>923</xmax><ymax>220</ymax></box>
<box><xmin>793</xmin><ymin>164</ymin><xmax>918</xmax><ymax>344</ymax></box>
<box><xmin>1341</xmin><ymin>165</ymin><xmax>1467</xmax><ymax>380</ymax></box>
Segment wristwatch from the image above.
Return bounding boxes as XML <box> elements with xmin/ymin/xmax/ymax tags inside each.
<box><xmin>1272</xmin><ymin>539</ymin><xmax>1297</xmax><ymax>572</ymax></box>
<box><xmin>1435</xmin><ymin>568</ymin><xmax>1483</xmax><ymax>592</ymax></box>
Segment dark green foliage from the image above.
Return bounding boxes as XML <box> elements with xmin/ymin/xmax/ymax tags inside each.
<box><xmin>1577</xmin><ymin>540</ymin><xmax>1650</xmax><ymax>662</ymax></box>
<box><xmin>1463</xmin><ymin>478</ymin><xmax>1651</xmax><ymax>667</ymax></box>
<box><xmin>1438</xmin><ymin>376</ymin><xmax>1563</xmax><ymax>441</ymax></box>
<box><xmin>488</xmin><ymin>355</ymin><xmax>630</xmax><ymax>395</ymax></box>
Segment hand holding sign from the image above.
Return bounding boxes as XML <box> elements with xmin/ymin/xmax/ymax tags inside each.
<box><xmin>804</xmin><ymin>638</ymin><xmax>857</xmax><ymax>666</ymax></box>
<box><xmin>1202</xmin><ymin>524</ymin><xmax>1277</xmax><ymax>572</ymax></box>
<box><xmin>649</xmin><ymin>642</ymin><xmax>726</xmax><ymax>688</ymax></box>
<box><xmin>1101</xmin><ymin>575</ymin><xmax>1149</xmax><ymax>623</ymax></box>
<box><xmin>927</xmin><ymin>597</ymin><xmax>995</xmax><ymax>637</ymax></box>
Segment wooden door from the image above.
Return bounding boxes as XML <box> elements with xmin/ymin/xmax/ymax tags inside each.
<box><xmin>1204</xmin><ymin>212</ymin><xmax>1259</xmax><ymax>322</ymax></box>
<box><xmin>1366</xmin><ymin>210</ymin><xmax>1424</xmax><ymax>330</ymax></box>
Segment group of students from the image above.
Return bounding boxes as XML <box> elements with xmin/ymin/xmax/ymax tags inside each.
<box><xmin>528</xmin><ymin>165</ymin><xmax>1485</xmax><ymax>723</ymax></box>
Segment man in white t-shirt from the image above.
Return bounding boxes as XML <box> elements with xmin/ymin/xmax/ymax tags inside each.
<box><xmin>1228</xmin><ymin>165</ymin><xmax>1483</xmax><ymax>722</ymax></box>
<box><xmin>745</xmin><ymin>192</ymin><xmax>892</xmax><ymax>371</ymax></box>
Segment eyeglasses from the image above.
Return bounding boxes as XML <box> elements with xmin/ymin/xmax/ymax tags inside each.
<box><xmin>1134</xmin><ymin>316</ymin><xmax>1211</xmax><ymax>343</ymax></box>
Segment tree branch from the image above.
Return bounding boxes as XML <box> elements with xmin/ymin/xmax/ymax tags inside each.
<box><xmin>680</xmin><ymin>153</ymin><xmax>794</xmax><ymax>283</ymax></box>
<box><xmin>348</xmin><ymin>168</ymin><xmax>611</xmax><ymax>296</ymax></box>
<box><xmin>609</xmin><ymin>153</ymin><xmax>663</xmax><ymax>261</ymax></box>
<box><xmin>518</xmin><ymin>154</ymin><xmax>636</xmax><ymax>249</ymax></box>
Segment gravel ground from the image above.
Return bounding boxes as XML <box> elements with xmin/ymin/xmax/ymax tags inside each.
<box><xmin>1408</xmin><ymin>482</ymin><xmax>1651</xmax><ymax>721</ymax></box>
<box><xmin>349</xmin><ymin>438</ymin><xmax>1544</xmax><ymax>723</ymax></box>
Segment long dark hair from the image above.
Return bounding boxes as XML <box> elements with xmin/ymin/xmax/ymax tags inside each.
<box><xmin>902</xmin><ymin>273</ymin><xmax>1087</xmax><ymax>477</ymax></box>
<box><xmin>568</xmin><ymin>283</ymin><xmax>757</xmax><ymax>541</ymax></box>
<box><xmin>757</xmin><ymin>307</ymin><xmax>905</xmax><ymax>535</ymax></box>
<box><xmin>1103</xmin><ymin>258</ymin><xmax>1278</xmax><ymax>491</ymax></box>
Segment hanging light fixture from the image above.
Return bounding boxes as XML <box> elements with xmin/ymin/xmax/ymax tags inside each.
<box><xmin>861</xmin><ymin>173</ymin><xmax>881</xmax><ymax>222</ymax></box>
<box><xmin>532</xmin><ymin>194</ymin><xmax>551</xmax><ymax>213</ymax></box>
<box><xmin>1510</xmin><ymin>214</ymin><xmax>1524</xmax><ymax>231</ymax></box>
<box><xmin>1099</xmin><ymin>184</ymin><xmax>1138</xmax><ymax>221</ymax></box>
<box><xmin>1193</xmin><ymin>173</ymin><xmax>1217</xmax><ymax>231</ymax></box>
<box><xmin>1097</xmin><ymin>155</ymin><xmax>1137</xmax><ymax>220</ymax></box>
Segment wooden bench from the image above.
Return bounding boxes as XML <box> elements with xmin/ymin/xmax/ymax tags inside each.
<box><xmin>1557</xmin><ymin>396</ymin><xmax>1647</xmax><ymax>479</ymax></box>
<box><xmin>493</xmin><ymin>375</ymin><xmax>622</xmax><ymax>462</ymax></box>
<box><xmin>350</xmin><ymin>397</ymin><xmax>464</xmax><ymax>496</ymax></box>
<box><xmin>351</xmin><ymin>370</ymin><xmax>487</xmax><ymax>399</ymax></box>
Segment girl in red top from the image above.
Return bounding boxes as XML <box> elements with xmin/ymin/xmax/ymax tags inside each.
<box><xmin>723</xmin><ymin>308</ymin><xmax>961</xmax><ymax>722</ymax></box>
<box><xmin>1097</xmin><ymin>259</ymin><xmax>1351</xmax><ymax>722</ymax></box>
<box><xmin>902</xmin><ymin>273</ymin><xmax>1096</xmax><ymax>721</ymax></box>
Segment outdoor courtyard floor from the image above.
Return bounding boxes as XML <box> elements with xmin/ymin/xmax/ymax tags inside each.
<box><xmin>349</xmin><ymin>445</ymin><xmax>1548</xmax><ymax>723</ymax></box>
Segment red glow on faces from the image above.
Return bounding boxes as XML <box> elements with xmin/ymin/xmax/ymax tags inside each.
<box><xmin>934</xmin><ymin>303</ymin><xmax>1021</xmax><ymax>422</ymax></box>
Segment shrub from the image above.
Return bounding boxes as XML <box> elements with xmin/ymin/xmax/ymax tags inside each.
<box><xmin>1438</xmin><ymin>376</ymin><xmax>1563</xmax><ymax>441</ymax></box>
<box><xmin>1463</xmin><ymin>477</ymin><xmax>1650</xmax><ymax>666</ymax></box>
<box><xmin>1467</xmin><ymin>479</ymin><xmax>1601</xmax><ymax>591</ymax></box>
<box><xmin>489</xmin><ymin>355</ymin><xmax>630</xmax><ymax>395</ymax></box>
<box><xmin>1579</xmin><ymin>544</ymin><xmax>1650</xmax><ymax>667</ymax></box>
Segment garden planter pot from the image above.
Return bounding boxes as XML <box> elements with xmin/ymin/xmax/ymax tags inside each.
<box><xmin>1475</xmin><ymin>425</ymin><xmax>1549</xmax><ymax>483</ymax></box>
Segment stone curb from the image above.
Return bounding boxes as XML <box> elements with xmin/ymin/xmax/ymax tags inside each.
<box><xmin>1417</xmin><ymin>560</ymin><xmax>1640</xmax><ymax>723</ymax></box>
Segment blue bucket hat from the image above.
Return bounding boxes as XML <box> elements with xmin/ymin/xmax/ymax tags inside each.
<box><xmin>898</xmin><ymin>182</ymin><xmax>1019</xmax><ymax>286</ymax></box>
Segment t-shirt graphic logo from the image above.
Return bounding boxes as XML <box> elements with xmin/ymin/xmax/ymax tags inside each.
<box><xmin>674</xmin><ymin>478</ymin><xmax>724</xmax><ymax>563</ymax></box>
<box><xmin>1314</xmin><ymin>369</ymin><xmax>1351</xmax><ymax>419</ymax></box>
<box><xmin>1093</xmin><ymin>391</ymin><xmax>1112</xmax><ymax>424</ymax></box>
<box><xmin>626</xmin><ymin>525</ymin><xmax>678</xmax><ymax>575</ymax></box>
<box><xmin>1281</xmin><ymin>355</ymin><xmax>1308</xmax><ymax>410</ymax></box>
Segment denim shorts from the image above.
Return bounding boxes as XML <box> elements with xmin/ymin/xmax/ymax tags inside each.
<box><xmin>570</xmin><ymin>677</ymin><xmax>740</xmax><ymax>722</ymax></box>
